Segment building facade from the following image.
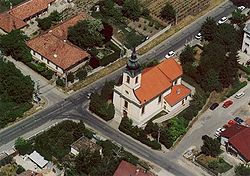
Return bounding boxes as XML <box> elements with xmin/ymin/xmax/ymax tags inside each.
<box><xmin>242</xmin><ymin>23</ymin><xmax>250</xmax><ymax>56</ymax></box>
<box><xmin>113</xmin><ymin>50</ymin><xmax>192</xmax><ymax>126</ymax></box>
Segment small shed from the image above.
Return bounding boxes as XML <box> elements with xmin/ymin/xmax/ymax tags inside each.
<box><xmin>28</xmin><ymin>151</ymin><xmax>48</xmax><ymax>168</ymax></box>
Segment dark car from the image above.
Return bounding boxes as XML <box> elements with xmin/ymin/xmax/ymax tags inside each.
<box><xmin>210</xmin><ymin>103</ymin><xmax>219</xmax><ymax>110</ymax></box>
<box><xmin>234</xmin><ymin>117</ymin><xmax>244</xmax><ymax>124</ymax></box>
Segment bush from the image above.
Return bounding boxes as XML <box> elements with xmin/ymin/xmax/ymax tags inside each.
<box><xmin>98</xmin><ymin>42</ymin><xmax>121</xmax><ymax>66</ymax></box>
<box><xmin>15</xmin><ymin>137</ymin><xmax>33</xmax><ymax>155</ymax></box>
<box><xmin>16</xmin><ymin>165</ymin><xmax>25</xmax><ymax>174</ymax></box>
<box><xmin>56</xmin><ymin>78</ymin><xmax>65</xmax><ymax>87</ymax></box>
<box><xmin>37</xmin><ymin>11</ymin><xmax>61</xmax><ymax>30</ymax></box>
<box><xmin>0</xmin><ymin>155</ymin><xmax>13</xmax><ymax>167</ymax></box>
<box><xmin>201</xmin><ymin>135</ymin><xmax>221</xmax><ymax>157</ymax></box>
<box><xmin>76</xmin><ymin>68</ymin><xmax>88</xmax><ymax>80</ymax></box>
<box><xmin>226</xmin><ymin>81</ymin><xmax>247</xmax><ymax>98</ymax></box>
<box><xmin>238</xmin><ymin>64</ymin><xmax>250</xmax><ymax>75</ymax></box>
<box><xmin>235</xmin><ymin>164</ymin><xmax>250</xmax><ymax>176</ymax></box>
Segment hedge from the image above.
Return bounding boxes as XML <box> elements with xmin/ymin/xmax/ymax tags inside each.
<box><xmin>26</xmin><ymin>61</ymin><xmax>54</xmax><ymax>80</ymax></box>
<box><xmin>226</xmin><ymin>81</ymin><xmax>247</xmax><ymax>98</ymax></box>
<box><xmin>238</xmin><ymin>64</ymin><xmax>250</xmax><ymax>75</ymax></box>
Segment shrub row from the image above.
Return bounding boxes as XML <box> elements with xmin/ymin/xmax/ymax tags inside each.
<box><xmin>226</xmin><ymin>81</ymin><xmax>247</xmax><ymax>98</ymax></box>
<box><xmin>238</xmin><ymin>64</ymin><xmax>250</xmax><ymax>75</ymax></box>
<box><xmin>119</xmin><ymin>117</ymin><xmax>161</xmax><ymax>150</ymax></box>
<box><xmin>25</xmin><ymin>61</ymin><xmax>54</xmax><ymax>80</ymax></box>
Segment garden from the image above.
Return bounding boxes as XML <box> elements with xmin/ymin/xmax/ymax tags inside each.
<box><xmin>91</xmin><ymin>0</ymin><xmax>164</xmax><ymax>49</ymax></box>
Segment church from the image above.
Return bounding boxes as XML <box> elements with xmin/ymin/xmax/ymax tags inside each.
<box><xmin>113</xmin><ymin>49</ymin><xmax>193</xmax><ymax>126</ymax></box>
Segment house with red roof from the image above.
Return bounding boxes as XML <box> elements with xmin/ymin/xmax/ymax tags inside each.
<box><xmin>0</xmin><ymin>0</ymin><xmax>57</xmax><ymax>33</ymax></box>
<box><xmin>26</xmin><ymin>13</ymin><xmax>90</xmax><ymax>77</ymax></box>
<box><xmin>220</xmin><ymin>124</ymin><xmax>250</xmax><ymax>162</ymax></box>
<box><xmin>113</xmin><ymin>160</ymin><xmax>155</xmax><ymax>176</ymax></box>
<box><xmin>113</xmin><ymin>49</ymin><xmax>193</xmax><ymax>125</ymax></box>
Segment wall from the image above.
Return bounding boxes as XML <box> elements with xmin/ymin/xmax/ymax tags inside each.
<box><xmin>242</xmin><ymin>31</ymin><xmax>250</xmax><ymax>56</ymax></box>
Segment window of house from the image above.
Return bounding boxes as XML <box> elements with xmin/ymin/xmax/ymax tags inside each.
<box><xmin>47</xmin><ymin>60</ymin><xmax>50</xmax><ymax>64</ymax></box>
<box><xmin>245</xmin><ymin>42</ymin><xmax>249</xmax><ymax>47</ymax></box>
<box><xmin>135</xmin><ymin>76</ymin><xmax>138</xmax><ymax>84</ymax></box>
<box><xmin>124</xmin><ymin>100</ymin><xmax>128</xmax><ymax>109</ymax></box>
<box><xmin>247</xmin><ymin>35</ymin><xmax>250</xmax><ymax>40</ymax></box>
<box><xmin>158</xmin><ymin>94</ymin><xmax>162</xmax><ymax>103</ymax></box>
<box><xmin>174</xmin><ymin>80</ymin><xmax>177</xmax><ymax>85</ymax></box>
<box><xmin>125</xmin><ymin>90</ymin><xmax>129</xmax><ymax>94</ymax></box>
<box><xmin>33</xmin><ymin>51</ymin><xmax>36</xmax><ymax>55</ymax></box>
<box><xmin>126</xmin><ymin>76</ymin><xmax>130</xmax><ymax>83</ymax></box>
<box><xmin>56</xmin><ymin>66</ymin><xmax>58</xmax><ymax>70</ymax></box>
<box><xmin>142</xmin><ymin>106</ymin><xmax>145</xmax><ymax>114</ymax></box>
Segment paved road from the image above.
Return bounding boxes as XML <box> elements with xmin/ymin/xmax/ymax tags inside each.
<box><xmin>0</xmin><ymin>1</ymin><xmax>237</xmax><ymax>176</ymax></box>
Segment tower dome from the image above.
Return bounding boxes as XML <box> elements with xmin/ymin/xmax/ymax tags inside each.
<box><xmin>126</xmin><ymin>48</ymin><xmax>141</xmax><ymax>77</ymax></box>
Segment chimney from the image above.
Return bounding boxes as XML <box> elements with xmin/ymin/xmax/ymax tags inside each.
<box><xmin>135</xmin><ymin>169</ymin><xmax>139</xmax><ymax>175</ymax></box>
<box><xmin>176</xmin><ymin>88</ymin><xmax>181</xmax><ymax>95</ymax></box>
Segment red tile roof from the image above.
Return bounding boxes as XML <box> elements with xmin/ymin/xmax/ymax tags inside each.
<box><xmin>51</xmin><ymin>13</ymin><xmax>86</xmax><ymax>40</ymax></box>
<box><xmin>135</xmin><ymin>58</ymin><xmax>183</xmax><ymax>104</ymax></box>
<box><xmin>0</xmin><ymin>12</ymin><xmax>27</xmax><ymax>32</ymax></box>
<box><xmin>220</xmin><ymin>124</ymin><xmax>247</xmax><ymax>138</ymax></box>
<box><xmin>229</xmin><ymin>128</ymin><xmax>250</xmax><ymax>161</ymax></box>
<box><xmin>164</xmin><ymin>84</ymin><xmax>191</xmax><ymax>106</ymax></box>
<box><xmin>27</xmin><ymin>33</ymin><xmax>89</xmax><ymax>70</ymax></box>
<box><xmin>9</xmin><ymin>0</ymin><xmax>55</xmax><ymax>21</ymax></box>
<box><xmin>113</xmin><ymin>160</ymin><xmax>154</xmax><ymax>176</ymax></box>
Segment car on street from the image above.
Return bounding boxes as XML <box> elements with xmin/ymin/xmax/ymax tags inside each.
<box><xmin>234</xmin><ymin>117</ymin><xmax>244</xmax><ymax>124</ymax></box>
<box><xmin>195</xmin><ymin>33</ymin><xmax>202</xmax><ymax>40</ymax></box>
<box><xmin>210</xmin><ymin>103</ymin><xmax>219</xmax><ymax>110</ymax></box>
<box><xmin>218</xmin><ymin>17</ymin><xmax>228</xmax><ymax>24</ymax></box>
<box><xmin>222</xmin><ymin>100</ymin><xmax>233</xmax><ymax>108</ymax></box>
<box><xmin>238</xmin><ymin>6</ymin><xmax>245</xmax><ymax>11</ymax></box>
<box><xmin>87</xmin><ymin>92</ymin><xmax>92</xmax><ymax>99</ymax></box>
<box><xmin>165</xmin><ymin>51</ymin><xmax>176</xmax><ymax>58</ymax></box>
<box><xmin>235</xmin><ymin>92</ymin><xmax>245</xmax><ymax>99</ymax></box>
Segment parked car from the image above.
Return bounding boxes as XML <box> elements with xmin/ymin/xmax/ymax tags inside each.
<box><xmin>195</xmin><ymin>33</ymin><xmax>202</xmax><ymax>40</ymax></box>
<box><xmin>165</xmin><ymin>51</ymin><xmax>176</xmax><ymax>58</ymax></box>
<box><xmin>210</xmin><ymin>103</ymin><xmax>219</xmax><ymax>110</ymax></box>
<box><xmin>87</xmin><ymin>92</ymin><xmax>92</xmax><ymax>99</ymax></box>
<box><xmin>238</xmin><ymin>6</ymin><xmax>245</xmax><ymax>11</ymax></box>
<box><xmin>214</xmin><ymin>128</ymin><xmax>225</xmax><ymax>137</ymax></box>
<box><xmin>234</xmin><ymin>117</ymin><xmax>244</xmax><ymax>124</ymax></box>
<box><xmin>218</xmin><ymin>17</ymin><xmax>228</xmax><ymax>24</ymax></box>
<box><xmin>235</xmin><ymin>92</ymin><xmax>245</xmax><ymax>99</ymax></box>
<box><xmin>222</xmin><ymin>100</ymin><xmax>233</xmax><ymax>108</ymax></box>
<box><xmin>228</xmin><ymin>119</ymin><xmax>237</xmax><ymax>125</ymax></box>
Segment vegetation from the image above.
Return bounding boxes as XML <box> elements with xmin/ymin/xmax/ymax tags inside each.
<box><xmin>122</xmin><ymin>0</ymin><xmax>142</xmax><ymax>21</ymax></box>
<box><xmin>68</xmin><ymin>19</ymin><xmax>104</xmax><ymax>49</ymax></box>
<box><xmin>0</xmin><ymin>57</ymin><xmax>34</xmax><ymax>128</ymax></box>
<box><xmin>0</xmin><ymin>0</ymin><xmax>24</xmax><ymax>12</ymax></box>
<box><xmin>229</xmin><ymin>0</ymin><xmax>250</xmax><ymax>7</ymax></box>
<box><xmin>161</xmin><ymin>2</ymin><xmax>176</xmax><ymax>22</ymax></box>
<box><xmin>26</xmin><ymin>61</ymin><xmax>54</xmax><ymax>80</ymax></box>
<box><xmin>56</xmin><ymin>78</ymin><xmax>65</xmax><ymax>87</ymax></box>
<box><xmin>235</xmin><ymin>164</ymin><xmax>250</xmax><ymax>176</ymax></box>
<box><xmin>37</xmin><ymin>11</ymin><xmax>61</xmax><ymax>30</ymax></box>
<box><xmin>14</xmin><ymin>137</ymin><xmax>33</xmax><ymax>155</ymax></box>
<box><xmin>89</xmin><ymin>81</ymin><xmax>115</xmax><ymax>121</ymax></box>
<box><xmin>76</xmin><ymin>67</ymin><xmax>88</xmax><ymax>81</ymax></box>
<box><xmin>208</xmin><ymin>157</ymin><xmax>232</xmax><ymax>174</ymax></box>
<box><xmin>226</xmin><ymin>81</ymin><xmax>247</xmax><ymax>98</ymax></box>
<box><xmin>201</xmin><ymin>135</ymin><xmax>221</xmax><ymax>157</ymax></box>
<box><xmin>230</xmin><ymin>9</ymin><xmax>247</xmax><ymax>26</ymax></box>
<box><xmin>0</xmin><ymin>30</ymin><xmax>31</xmax><ymax>63</ymax></box>
<box><xmin>119</xmin><ymin>117</ymin><xmax>161</xmax><ymax>150</ymax></box>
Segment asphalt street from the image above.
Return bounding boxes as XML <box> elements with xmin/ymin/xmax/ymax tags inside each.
<box><xmin>0</xmin><ymin>2</ymin><xmax>238</xmax><ymax>176</ymax></box>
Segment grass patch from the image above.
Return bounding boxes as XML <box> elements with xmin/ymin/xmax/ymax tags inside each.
<box><xmin>196</xmin><ymin>154</ymin><xmax>232</xmax><ymax>174</ymax></box>
<box><xmin>226</xmin><ymin>81</ymin><xmax>247</xmax><ymax>98</ymax></box>
<box><xmin>137</xmin><ymin>0</ymin><xmax>226</xmax><ymax>55</ymax></box>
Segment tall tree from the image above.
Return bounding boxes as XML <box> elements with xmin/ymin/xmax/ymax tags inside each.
<box><xmin>122</xmin><ymin>0</ymin><xmax>142</xmax><ymax>21</ymax></box>
<box><xmin>68</xmin><ymin>19</ymin><xmax>104</xmax><ymax>49</ymax></box>
<box><xmin>180</xmin><ymin>45</ymin><xmax>195</xmax><ymax>64</ymax></box>
<box><xmin>201</xmin><ymin>69</ymin><xmax>222</xmax><ymax>92</ymax></box>
<box><xmin>200</xmin><ymin>17</ymin><xmax>218</xmax><ymax>41</ymax></box>
<box><xmin>161</xmin><ymin>2</ymin><xmax>176</xmax><ymax>22</ymax></box>
<box><xmin>201</xmin><ymin>135</ymin><xmax>221</xmax><ymax>157</ymax></box>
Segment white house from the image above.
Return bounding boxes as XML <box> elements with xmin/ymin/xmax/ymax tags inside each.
<box><xmin>113</xmin><ymin>49</ymin><xmax>193</xmax><ymax>126</ymax></box>
<box><xmin>242</xmin><ymin>23</ymin><xmax>250</xmax><ymax>56</ymax></box>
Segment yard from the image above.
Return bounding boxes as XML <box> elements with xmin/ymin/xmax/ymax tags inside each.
<box><xmin>0</xmin><ymin>0</ymin><xmax>25</xmax><ymax>13</ymax></box>
<box><xmin>196</xmin><ymin>154</ymin><xmax>233</xmax><ymax>175</ymax></box>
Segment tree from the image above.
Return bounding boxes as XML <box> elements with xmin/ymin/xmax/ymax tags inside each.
<box><xmin>0</xmin><ymin>30</ymin><xmax>31</xmax><ymax>62</ymax></box>
<box><xmin>235</xmin><ymin>164</ymin><xmax>250</xmax><ymax>176</ymax></box>
<box><xmin>201</xmin><ymin>135</ymin><xmax>221</xmax><ymax>157</ymax></box>
<box><xmin>161</xmin><ymin>2</ymin><xmax>176</xmax><ymax>22</ymax></box>
<box><xmin>68</xmin><ymin>19</ymin><xmax>104</xmax><ymax>49</ymax></box>
<box><xmin>201</xmin><ymin>69</ymin><xmax>222</xmax><ymax>92</ymax></box>
<box><xmin>200</xmin><ymin>17</ymin><xmax>218</xmax><ymax>41</ymax></box>
<box><xmin>14</xmin><ymin>137</ymin><xmax>33</xmax><ymax>155</ymax></box>
<box><xmin>230</xmin><ymin>0</ymin><xmax>250</xmax><ymax>7</ymax></box>
<box><xmin>122</xmin><ymin>0</ymin><xmax>142</xmax><ymax>20</ymax></box>
<box><xmin>100</xmin><ymin>0</ymin><xmax>123</xmax><ymax>22</ymax></box>
<box><xmin>101</xmin><ymin>81</ymin><xmax>115</xmax><ymax>100</ymax></box>
<box><xmin>180</xmin><ymin>45</ymin><xmax>195</xmax><ymax>64</ymax></box>
<box><xmin>231</xmin><ymin>9</ymin><xmax>247</xmax><ymax>25</ymax></box>
<box><xmin>76</xmin><ymin>68</ymin><xmax>87</xmax><ymax>80</ymax></box>
<box><xmin>101</xmin><ymin>22</ymin><xmax>113</xmax><ymax>42</ymax></box>
<box><xmin>67</xmin><ymin>72</ymin><xmax>75</xmax><ymax>83</ymax></box>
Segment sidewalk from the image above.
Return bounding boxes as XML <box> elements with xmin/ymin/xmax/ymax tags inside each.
<box><xmin>6</xmin><ymin>56</ymin><xmax>67</xmax><ymax>108</ymax></box>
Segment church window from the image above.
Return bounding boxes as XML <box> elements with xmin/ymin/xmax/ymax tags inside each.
<box><xmin>126</xmin><ymin>76</ymin><xmax>130</xmax><ymax>83</ymax></box>
<box><xmin>158</xmin><ymin>95</ymin><xmax>162</xmax><ymax>103</ymax></box>
<box><xmin>124</xmin><ymin>100</ymin><xmax>128</xmax><ymax>108</ymax></box>
<box><xmin>142</xmin><ymin>106</ymin><xmax>145</xmax><ymax>114</ymax></box>
<box><xmin>135</xmin><ymin>76</ymin><xmax>138</xmax><ymax>84</ymax></box>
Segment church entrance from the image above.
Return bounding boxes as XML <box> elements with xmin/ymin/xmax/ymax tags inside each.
<box><xmin>123</xmin><ymin>110</ymin><xmax>127</xmax><ymax>118</ymax></box>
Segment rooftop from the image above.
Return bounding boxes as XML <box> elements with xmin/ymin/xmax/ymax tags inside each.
<box><xmin>51</xmin><ymin>13</ymin><xmax>86</xmax><ymax>40</ymax></box>
<box><xmin>9</xmin><ymin>0</ymin><xmax>56</xmax><ymax>21</ymax></box>
<box><xmin>164</xmin><ymin>84</ymin><xmax>191</xmax><ymax>106</ymax></box>
<box><xmin>0</xmin><ymin>12</ymin><xmax>27</xmax><ymax>32</ymax></box>
<box><xmin>113</xmin><ymin>160</ymin><xmax>154</xmax><ymax>176</ymax></box>
<box><xmin>28</xmin><ymin>151</ymin><xmax>48</xmax><ymax>168</ymax></box>
<box><xmin>135</xmin><ymin>58</ymin><xmax>183</xmax><ymax>104</ymax></box>
<box><xmin>26</xmin><ymin>33</ymin><xmax>89</xmax><ymax>70</ymax></box>
<box><xmin>220</xmin><ymin>124</ymin><xmax>247</xmax><ymax>138</ymax></box>
<box><xmin>229</xmin><ymin>127</ymin><xmax>250</xmax><ymax>161</ymax></box>
<box><xmin>71</xmin><ymin>136</ymin><xmax>102</xmax><ymax>153</ymax></box>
